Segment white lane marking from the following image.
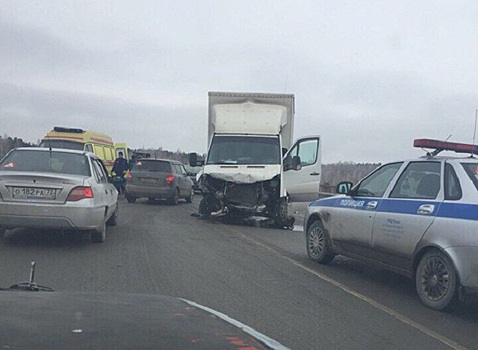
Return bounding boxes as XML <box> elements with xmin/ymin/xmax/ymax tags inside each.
<box><xmin>181</xmin><ymin>298</ymin><xmax>291</xmax><ymax>350</ymax></box>
<box><xmin>239</xmin><ymin>233</ymin><xmax>468</xmax><ymax>350</ymax></box>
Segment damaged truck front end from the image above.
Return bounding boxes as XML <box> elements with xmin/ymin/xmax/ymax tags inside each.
<box><xmin>198</xmin><ymin>174</ymin><xmax>293</xmax><ymax>229</ymax></box>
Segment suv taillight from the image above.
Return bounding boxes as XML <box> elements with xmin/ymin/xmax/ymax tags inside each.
<box><xmin>126</xmin><ymin>172</ymin><xmax>132</xmax><ymax>182</ymax></box>
<box><xmin>67</xmin><ymin>186</ymin><xmax>94</xmax><ymax>201</ymax></box>
<box><xmin>165</xmin><ymin>174</ymin><xmax>175</xmax><ymax>186</ymax></box>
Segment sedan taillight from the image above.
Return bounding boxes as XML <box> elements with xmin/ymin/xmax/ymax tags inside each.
<box><xmin>67</xmin><ymin>186</ymin><xmax>94</xmax><ymax>201</ymax></box>
<box><xmin>165</xmin><ymin>174</ymin><xmax>175</xmax><ymax>186</ymax></box>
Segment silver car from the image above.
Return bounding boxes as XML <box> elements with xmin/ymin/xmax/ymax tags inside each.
<box><xmin>304</xmin><ymin>139</ymin><xmax>478</xmax><ymax>311</ymax></box>
<box><xmin>0</xmin><ymin>148</ymin><xmax>118</xmax><ymax>242</ymax></box>
<box><xmin>125</xmin><ymin>159</ymin><xmax>194</xmax><ymax>204</ymax></box>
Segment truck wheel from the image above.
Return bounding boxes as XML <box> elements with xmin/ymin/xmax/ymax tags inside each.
<box><xmin>199</xmin><ymin>195</ymin><xmax>215</xmax><ymax>218</ymax></box>
<box><xmin>415</xmin><ymin>249</ymin><xmax>458</xmax><ymax>311</ymax></box>
<box><xmin>306</xmin><ymin>220</ymin><xmax>335</xmax><ymax>264</ymax></box>
<box><xmin>91</xmin><ymin>219</ymin><xmax>106</xmax><ymax>243</ymax></box>
<box><xmin>271</xmin><ymin>197</ymin><xmax>294</xmax><ymax>229</ymax></box>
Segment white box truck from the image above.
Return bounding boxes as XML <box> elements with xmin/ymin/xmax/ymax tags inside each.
<box><xmin>190</xmin><ymin>91</ymin><xmax>321</xmax><ymax>228</ymax></box>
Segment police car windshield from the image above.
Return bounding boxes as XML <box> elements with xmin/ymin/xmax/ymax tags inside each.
<box><xmin>461</xmin><ymin>163</ymin><xmax>478</xmax><ymax>191</ymax></box>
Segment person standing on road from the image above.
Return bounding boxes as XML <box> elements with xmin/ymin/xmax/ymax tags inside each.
<box><xmin>112</xmin><ymin>151</ymin><xmax>129</xmax><ymax>194</ymax></box>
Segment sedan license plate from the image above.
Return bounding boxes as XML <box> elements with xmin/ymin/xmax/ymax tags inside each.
<box><xmin>140</xmin><ymin>178</ymin><xmax>157</xmax><ymax>184</ymax></box>
<box><xmin>12</xmin><ymin>187</ymin><xmax>57</xmax><ymax>200</ymax></box>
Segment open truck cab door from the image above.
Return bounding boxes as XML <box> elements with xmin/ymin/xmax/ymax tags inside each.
<box><xmin>283</xmin><ymin>136</ymin><xmax>322</xmax><ymax>202</ymax></box>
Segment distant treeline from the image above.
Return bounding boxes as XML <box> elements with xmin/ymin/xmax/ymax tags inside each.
<box><xmin>320</xmin><ymin>162</ymin><xmax>380</xmax><ymax>192</ymax></box>
<box><xmin>0</xmin><ymin>135</ymin><xmax>36</xmax><ymax>158</ymax></box>
<box><xmin>135</xmin><ymin>148</ymin><xmax>193</xmax><ymax>165</ymax></box>
<box><xmin>1</xmin><ymin>136</ymin><xmax>379</xmax><ymax>189</ymax></box>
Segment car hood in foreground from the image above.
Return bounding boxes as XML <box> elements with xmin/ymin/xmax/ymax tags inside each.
<box><xmin>0</xmin><ymin>291</ymin><xmax>289</xmax><ymax>350</ymax></box>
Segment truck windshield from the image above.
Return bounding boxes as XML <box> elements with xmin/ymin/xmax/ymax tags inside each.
<box><xmin>39</xmin><ymin>140</ymin><xmax>84</xmax><ymax>151</ymax></box>
<box><xmin>207</xmin><ymin>136</ymin><xmax>280</xmax><ymax>165</ymax></box>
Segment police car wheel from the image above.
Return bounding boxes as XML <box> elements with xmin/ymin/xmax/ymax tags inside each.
<box><xmin>415</xmin><ymin>249</ymin><xmax>458</xmax><ymax>311</ymax></box>
<box><xmin>306</xmin><ymin>220</ymin><xmax>335</xmax><ymax>264</ymax></box>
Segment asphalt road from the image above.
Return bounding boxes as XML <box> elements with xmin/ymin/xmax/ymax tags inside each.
<box><xmin>1</xmin><ymin>196</ymin><xmax>477</xmax><ymax>350</ymax></box>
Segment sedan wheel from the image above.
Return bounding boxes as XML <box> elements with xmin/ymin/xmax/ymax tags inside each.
<box><xmin>168</xmin><ymin>189</ymin><xmax>179</xmax><ymax>205</ymax></box>
<box><xmin>306</xmin><ymin>220</ymin><xmax>335</xmax><ymax>264</ymax></box>
<box><xmin>106</xmin><ymin>203</ymin><xmax>118</xmax><ymax>226</ymax></box>
<box><xmin>126</xmin><ymin>195</ymin><xmax>136</xmax><ymax>203</ymax></box>
<box><xmin>186</xmin><ymin>189</ymin><xmax>194</xmax><ymax>203</ymax></box>
<box><xmin>415</xmin><ymin>249</ymin><xmax>457</xmax><ymax>310</ymax></box>
<box><xmin>91</xmin><ymin>219</ymin><xmax>106</xmax><ymax>243</ymax></box>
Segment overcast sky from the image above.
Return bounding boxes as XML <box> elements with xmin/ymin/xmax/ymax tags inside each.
<box><xmin>1</xmin><ymin>0</ymin><xmax>477</xmax><ymax>163</ymax></box>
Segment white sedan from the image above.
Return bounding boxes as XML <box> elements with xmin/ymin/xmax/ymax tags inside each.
<box><xmin>0</xmin><ymin>148</ymin><xmax>118</xmax><ymax>242</ymax></box>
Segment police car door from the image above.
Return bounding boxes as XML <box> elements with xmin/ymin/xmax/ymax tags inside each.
<box><xmin>331</xmin><ymin>163</ymin><xmax>403</xmax><ymax>256</ymax></box>
<box><xmin>372</xmin><ymin>161</ymin><xmax>442</xmax><ymax>271</ymax></box>
<box><xmin>283</xmin><ymin>136</ymin><xmax>321</xmax><ymax>202</ymax></box>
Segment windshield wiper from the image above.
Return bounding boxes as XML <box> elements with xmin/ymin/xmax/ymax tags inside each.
<box><xmin>5</xmin><ymin>261</ymin><xmax>54</xmax><ymax>292</ymax></box>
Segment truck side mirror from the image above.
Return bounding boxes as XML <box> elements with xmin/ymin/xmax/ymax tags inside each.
<box><xmin>336</xmin><ymin>181</ymin><xmax>353</xmax><ymax>194</ymax></box>
<box><xmin>189</xmin><ymin>153</ymin><xmax>198</xmax><ymax>167</ymax></box>
<box><xmin>292</xmin><ymin>156</ymin><xmax>302</xmax><ymax>171</ymax></box>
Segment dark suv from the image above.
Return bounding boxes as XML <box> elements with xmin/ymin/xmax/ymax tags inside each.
<box><xmin>125</xmin><ymin>159</ymin><xmax>194</xmax><ymax>205</ymax></box>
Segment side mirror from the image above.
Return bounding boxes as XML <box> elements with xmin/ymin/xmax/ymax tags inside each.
<box><xmin>292</xmin><ymin>156</ymin><xmax>302</xmax><ymax>171</ymax></box>
<box><xmin>336</xmin><ymin>181</ymin><xmax>353</xmax><ymax>194</ymax></box>
<box><xmin>189</xmin><ymin>153</ymin><xmax>198</xmax><ymax>167</ymax></box>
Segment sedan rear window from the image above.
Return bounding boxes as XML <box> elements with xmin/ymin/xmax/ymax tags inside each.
<box><xmin>461</xmin><ymin>163</ymin><xmax>478</xmax><ymax>190</ymax></box>
<box><xmin>132</xmin><ymin>160</ymin><xmax>171</xmax><ymax>173</ymax></box>
<box><xmin>0</xmin><ymin>150</ymin><xmax>91</xmax><ymax>176</ymax></box>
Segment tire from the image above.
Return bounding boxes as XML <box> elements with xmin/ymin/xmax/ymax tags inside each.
<box><xmin>199</xmin><ymin>195</ymin><xmax>216</xmax><ymax>218</ymax></box>
<box><xmin>306</xmin><ymin>220</ymin><xmax>335</xmax><ymax>264</ymax></box>
<box><xmin>186</xmin><ymin>189</ymin><xmax>194</xmax><ymax>203</ymax></box>
<box><xmin>271</xmin><ymin>197</ymin><xmax>294</xmax><ymax>229</ymax></box>
<box><xmin>106</xmin><ymin>203</ymin><xmax>118</xmax><ymax>226</ymax></box>
<box><xmin>91</xmin><ymin>219</ymin><xmax>106</xmax><ymax>243</ymax></box>
<box><xmin>415</xmin><ymin>249</ymin><xmax>458</xmax><ymax>311</ymax></box>
<box><xmin>126</xmin><ymin>195</ymin><xmax>136</xmax><ymax>203</ymax></box>
<box><xmin>168</xmin><ymin>189</ymin><xmax>179</xmax><ymax>205</ymax></box>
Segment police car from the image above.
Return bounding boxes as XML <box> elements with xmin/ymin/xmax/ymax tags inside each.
<box><xmin>304</xmin><ymin>139</ymin><xmax>478</xmax><ymax>311</ymax></box>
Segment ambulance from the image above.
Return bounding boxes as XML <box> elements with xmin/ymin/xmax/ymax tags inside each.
<box><xmin>39</xmin><ymin>127</ymin><xmax>116</xmax><ymax>173</ymax></box>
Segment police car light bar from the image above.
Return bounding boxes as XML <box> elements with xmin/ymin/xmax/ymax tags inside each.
<box><xmin>414</xmin><ymin>138</ymin><xmax>478</xmax><ymax>156</ymax></box>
